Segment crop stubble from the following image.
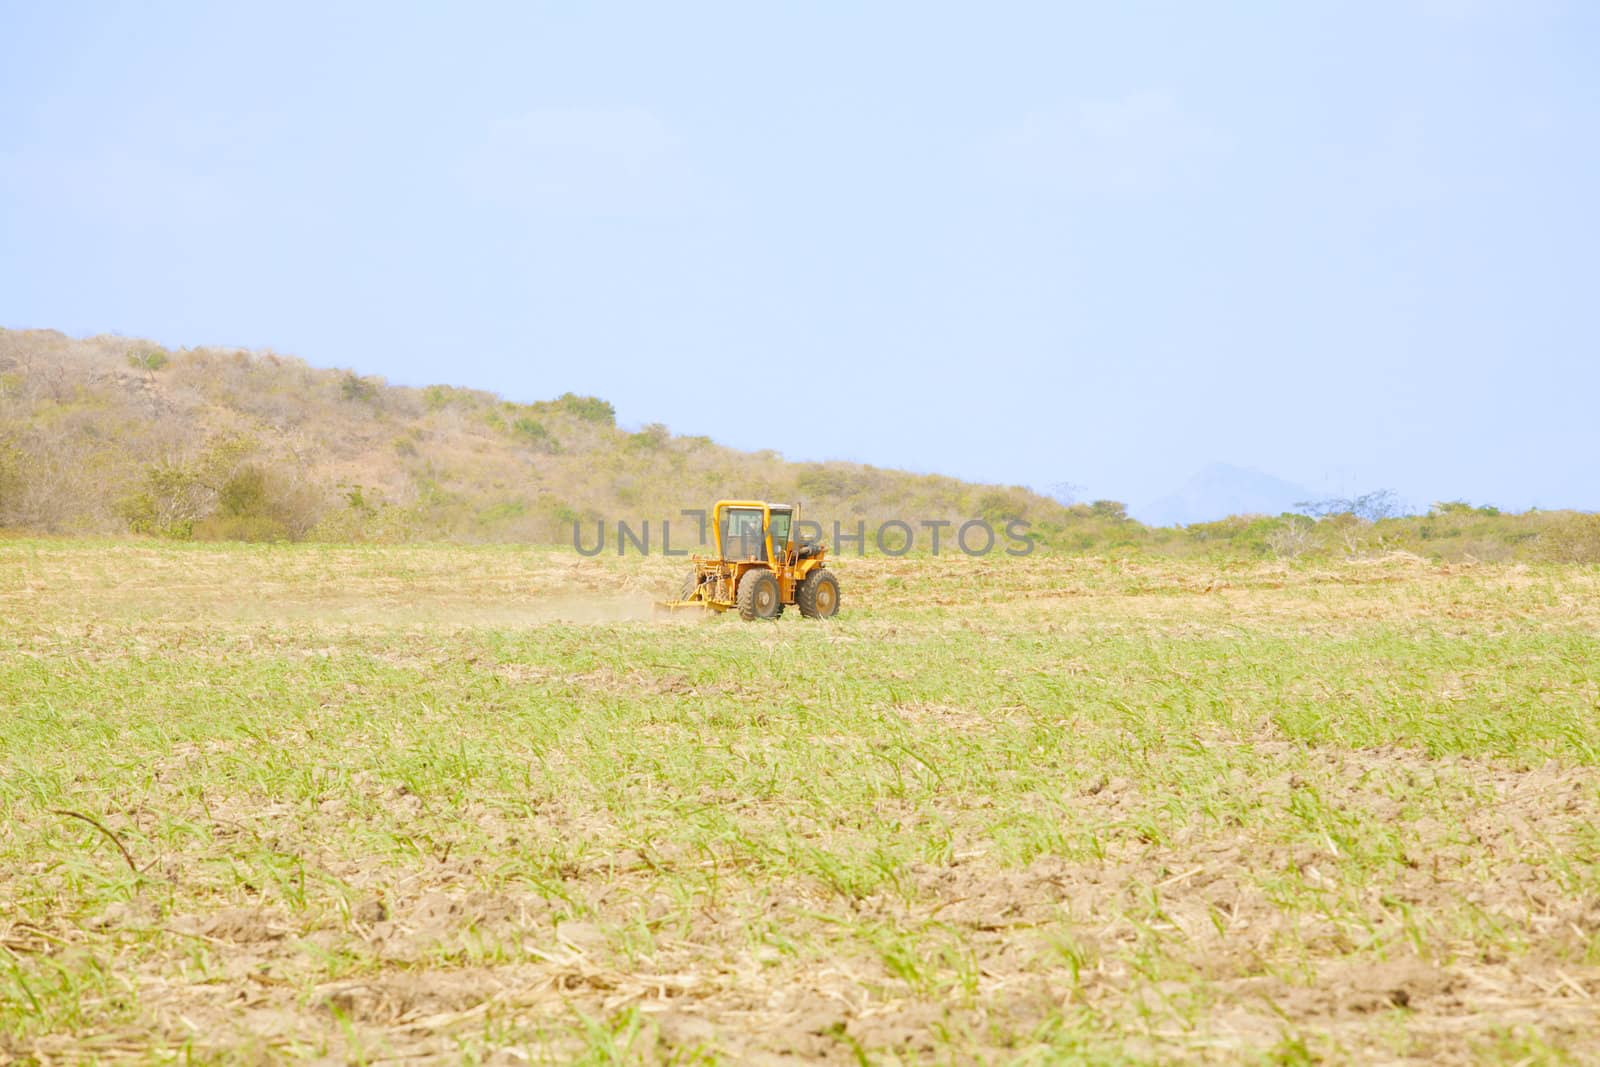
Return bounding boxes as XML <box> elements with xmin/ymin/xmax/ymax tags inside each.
<box><xmin>2</xmin><ymin>543</ymin><xmax>1598</xmax><ymax>1062</ymax></box>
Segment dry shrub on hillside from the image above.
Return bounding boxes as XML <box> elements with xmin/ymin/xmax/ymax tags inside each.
<box><xmin>1538</xmin><ymin>512</ymin><xmax>1600</xmax><ymax>563</ymax></box>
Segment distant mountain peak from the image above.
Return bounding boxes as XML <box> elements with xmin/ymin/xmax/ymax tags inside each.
<box><xmin>1133</xmin><ymin>463</ymin><xmax>1314</xmax><ymax>527</ymax></box>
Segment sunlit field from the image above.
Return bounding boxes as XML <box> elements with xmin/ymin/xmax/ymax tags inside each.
<box><xmin>3</xmin><ymin>541</ymin><xmax>1599</xmax><ymax>1063</ymax></box>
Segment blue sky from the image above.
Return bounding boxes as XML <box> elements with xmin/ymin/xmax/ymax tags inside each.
<box><xmin>3</xmin><ymin>2</ymin><xmax>1596</xmax><ymax>514</ymax></box>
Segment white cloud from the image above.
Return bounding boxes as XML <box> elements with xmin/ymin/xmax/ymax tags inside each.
<box><xmin>0</xmin><ymin>146</ymin><xmax>233</xmax><ymax>233</ymax></box>
<box><xmin>494</xmin><ymin>108</ymin><xmax>678</xmax><ymax>165</ymax></box>
<box><xmin>458</xmin><ymin>107</ymin><xmax>690</xmax><ymax>218</ymax></box>
<box><xmin>983</xmin><ymin>90</ymin><xmax>1224</xmax><ymax>195</ymax></box>
<box><xmin>1415</xmin><ymin>0</ymin><xmax>1491</xmax><ymax>19</ymax></box>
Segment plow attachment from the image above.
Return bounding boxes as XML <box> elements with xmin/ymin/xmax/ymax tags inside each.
<box><xmin>653</xmin><ymin>597</ymin><xmax>717</xmax><ymax>612</ymax></box>
<box><xmin>654</xmin><ymin>582</ymin><xmax>725</xmax><ymax>613</ymax></box>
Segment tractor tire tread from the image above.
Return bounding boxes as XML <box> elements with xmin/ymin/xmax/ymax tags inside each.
<box><xmin>797</xmin><ymin>568</ymin><xmax>840</xmax><ymax>619</ymax></box>
<box><xmin>737</xmin><ymin>569</ymin><xmax>781</xmax><ymax>622</ymax></box>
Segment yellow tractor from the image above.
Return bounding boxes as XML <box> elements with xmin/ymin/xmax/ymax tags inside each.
<box><xmin>659</xmin><ymin>500</ymin><xmax>840</xmax><ymax>620</ymax></box>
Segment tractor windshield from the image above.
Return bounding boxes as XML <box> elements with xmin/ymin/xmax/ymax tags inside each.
<box><xmin>722</xmin><ymin>508</ymin><xmax>765</xmax><ymax>559</ymax></box>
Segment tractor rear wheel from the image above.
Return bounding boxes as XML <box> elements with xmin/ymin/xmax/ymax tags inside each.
<box><xmin>797</xmin><ymin>568</ymin><xmax>840</xmax><ymax>619</ymax></box>
<box><xmin>736</xmin><ymin>569</ymin><xmax>781</xmax><ymax>621</ymax></box>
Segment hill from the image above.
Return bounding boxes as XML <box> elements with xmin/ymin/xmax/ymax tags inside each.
<box><xmin>5</xmin><ymin>328</ymin><xmax>1599</xmax><ymax>563</ymax></box>
<box><xmin>0</xmin><ymin>328</ymin><xmax>1073</xmax><ymax>545</ymax></box>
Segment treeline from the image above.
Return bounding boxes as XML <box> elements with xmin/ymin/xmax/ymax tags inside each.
<box><xmin>3</xmin><ymin>328</ymin><xmax>1596</xmax><ymax>562</ymax></box>
<box><xmin>1124</xmin><ymin>503</ymin><xmax>1600</xmax><ymax>564</ymax></box>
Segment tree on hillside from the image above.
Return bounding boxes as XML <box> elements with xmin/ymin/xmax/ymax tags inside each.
<box><xmin>1431</xmin><ymin>500</ymin><xmax>1500</xmax><ymax>517</ymax></box>
<box><xmin>553</xmin><ymin>393</ymin><xmax>615</xmax><ymax>424</ymax></box>
<box><xmin>340</xmin><ymin>372</ymin><xmax>381</xmax><ymax>404</ymax></box>
<box><xmin>128</xmin><ymin>348</ymin><xmax>170</xmax><ymax>383</ymax></box>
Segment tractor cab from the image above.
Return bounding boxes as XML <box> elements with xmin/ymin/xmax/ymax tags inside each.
<box><xmin>719</xmin><ymin>504</ymin><xmax>791</xmax><ymax>563</ymax></box>
<box><xmin>659</xmin><ymin>499</ymin><xmax>840</xmax><ymax>621</ymax></box>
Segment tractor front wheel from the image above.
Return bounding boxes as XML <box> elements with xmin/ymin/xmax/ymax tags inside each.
<box><xmin>736</xmin><ymin>569</ymin><xmax>782</xmax><ymax>621</ymax></box>
<box><xmin>797</xmin><ymin>568</ymin><xmax>840</xmax><ymax>619</ymax></box>
<box><xmin>679</xmin><ymin>568</ymin><xmax>700</xmax><ymax>601</ymax></box>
